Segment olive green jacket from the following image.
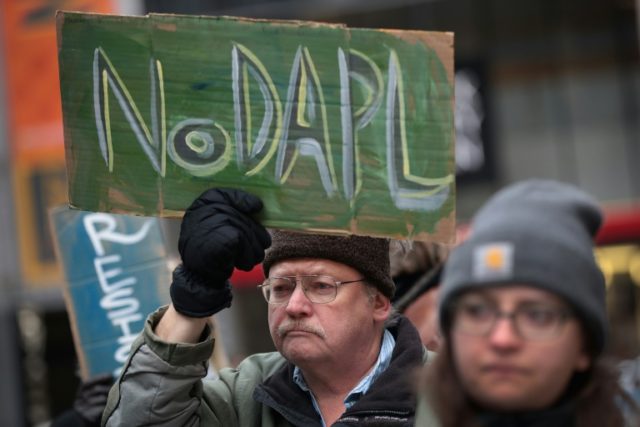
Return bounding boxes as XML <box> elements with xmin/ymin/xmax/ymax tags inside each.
<box><xmin>102</xmin><ymin>306</ymin><xmax>432</xmax><ymax>426</ymax></box>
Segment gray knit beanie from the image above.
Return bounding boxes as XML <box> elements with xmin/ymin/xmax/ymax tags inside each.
<box><xmin>263</xmin><ymin>230</ymin><xmax>395</xmax><ymax>299</ymax></box>
<box><xmin>439</xmin><ymin>179</ymin><xmax>607</xmax><ymax>355</ymax></box>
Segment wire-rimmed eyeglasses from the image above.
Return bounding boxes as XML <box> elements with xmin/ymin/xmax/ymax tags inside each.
<box><xmin>258</xmin><ymin>275</ymin><xmax>365</xmax><ymax>305</ymax></box>
<box><xmin>452</xmin><ymin>298</ymin><xmax>574</xmax><ymax>341</ymax></box>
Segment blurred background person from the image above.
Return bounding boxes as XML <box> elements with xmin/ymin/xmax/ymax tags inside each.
<box><xmin>391</xmin><ymin>241</ymin><xmax>449</xmax><ymax>352</ymax></box>
<box><xmin>419</xmin><ymin>179</ymin><xmax>639</xmax><ymax>427</ymax></box>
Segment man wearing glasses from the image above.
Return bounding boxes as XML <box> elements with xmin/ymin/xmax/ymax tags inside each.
<box><xmin>103</xmin><ymin>188</ymin><xmax>426</xmax><ymax>426</ymax></box>
<box><xmin>418</xmin><ymin>179</ymin><xmax>639</xmax><ymax>426</ymax></box>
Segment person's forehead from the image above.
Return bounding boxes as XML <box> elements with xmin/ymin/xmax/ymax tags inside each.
<box><xmin>461</xmin><ymin>285</ymin><xmax>566</xmax><ymax>306</ymax></box>
<box><xmin>269</xmin><ymin>258</ymin><xmax>361</xmax><ymax>277</ymax></box>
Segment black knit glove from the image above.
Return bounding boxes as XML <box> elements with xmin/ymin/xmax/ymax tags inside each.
<box><xmin>170</xmin><ymin>188</ymin><xmax>271</xmax><ymax>317</ymax></box>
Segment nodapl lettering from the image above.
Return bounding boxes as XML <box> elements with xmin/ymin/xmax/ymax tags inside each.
<box><xmin>58</xmin><ymin>13</ymin><xmax>456</xmax><ymax>241</ymax></box>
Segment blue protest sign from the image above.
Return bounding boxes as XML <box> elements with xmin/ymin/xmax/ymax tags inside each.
<box><xmin>50</xmin><ymin>207</ymin><xmax>170</xmax><ymax>378</ymax></box>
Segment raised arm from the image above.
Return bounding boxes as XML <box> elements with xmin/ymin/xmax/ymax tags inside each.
<box><xmin>103</xmin><ymin>188</ymin><xmax>271</xmax><ymax>426</ymax></box>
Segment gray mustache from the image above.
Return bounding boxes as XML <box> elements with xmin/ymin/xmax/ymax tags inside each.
<box><xmin>277</xmin><ymin>322</ymin><xmax>326</xmax><ymax>339</ymax></box>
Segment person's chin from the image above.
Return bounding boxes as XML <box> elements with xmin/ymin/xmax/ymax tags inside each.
<box><xmin>283</xmin><ymin>346</ymin><xmax>318</xmax><ymax>363</ymax></box>
<box><xmin>282</xmin><ymin>336</ymin><xmax>318</xmax><ymax>354</ymax></box>
<box><xmin>473</xmin><ymin>386</ymin><xmax>533</xmax><ymax>412</ymax></box>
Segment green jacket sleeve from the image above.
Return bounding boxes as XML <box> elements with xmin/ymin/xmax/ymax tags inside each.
<box><xmin>101</xmin><ymin>306</ymin><xmax>288</xmax><ymax>427</ymax></box>
<box><xmin>102</xmin><ymin>306</ymin><xmax>217</xmax><ymax>426</ymax></box>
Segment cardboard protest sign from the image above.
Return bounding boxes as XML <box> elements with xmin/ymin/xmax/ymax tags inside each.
<box><xmin>50</xmin><ymin>206</ymin><xmax>170</xmax><ymax>378</ymax></box>
<box><xmin>57</xmin><ymin>12</ymin><xmax>455</xmax><ymax>242</ymax></box>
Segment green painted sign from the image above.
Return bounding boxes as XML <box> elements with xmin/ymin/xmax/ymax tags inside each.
<box><xmin>57</xmin><ymin>12</ymin><xmax>455</xmax><ymax>242</ymax></box>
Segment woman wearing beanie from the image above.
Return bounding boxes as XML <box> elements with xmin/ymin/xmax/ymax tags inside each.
<box><xmin>418</xmin><ymin>179</ymin><xmax>639</xmax><ymax>427</ymax></box>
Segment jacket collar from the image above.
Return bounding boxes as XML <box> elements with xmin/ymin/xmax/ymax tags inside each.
<box><xmin>253</xmin><ymin>315</ymin><xmax>425</xmax><ymax>426</ymax></box>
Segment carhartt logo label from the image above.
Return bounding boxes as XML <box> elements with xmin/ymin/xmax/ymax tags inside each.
<box><xmin>473</xmin><ymin>242</ymin><xmax>514</xmax><ymax>280</ymax></box>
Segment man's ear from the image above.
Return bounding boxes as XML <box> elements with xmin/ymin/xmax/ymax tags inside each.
<box><xmin>372</xmin><ymin>291</ymin><xmax>392</xmax><ymax>322</ymax></box>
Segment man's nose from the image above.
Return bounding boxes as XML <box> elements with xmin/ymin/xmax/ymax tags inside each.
<box><xmin>284</xmin><ymin>282</ymin><xmax>312</xmax><ymax>315</ymax></box>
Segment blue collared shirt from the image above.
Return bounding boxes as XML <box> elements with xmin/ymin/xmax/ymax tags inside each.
<box><xmin>292</xmin><ymin>329</ymin><xmax>396</xmax><ymax>426</ymax></box>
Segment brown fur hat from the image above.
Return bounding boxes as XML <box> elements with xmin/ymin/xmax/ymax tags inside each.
<box><xmin>263</xmin><ymin>230</ymin><xmax>395</xmax><ymax>299</ymax></box>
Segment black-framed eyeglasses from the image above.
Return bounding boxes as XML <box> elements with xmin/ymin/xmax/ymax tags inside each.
<box><xmin>452</xmin><ymin>298</ymin><xmax>574</xmax><ymax>341</ymax></box>
<box><xmin>258</xmin><ymin>275</ymin><xmax>366</xmax><ymax>305</ymax></box>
